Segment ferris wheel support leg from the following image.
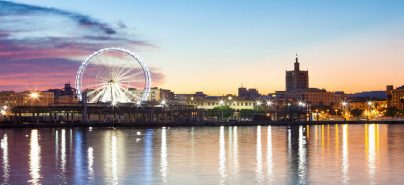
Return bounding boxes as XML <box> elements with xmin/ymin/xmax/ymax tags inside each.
<box><xmin>82</xmin><ymin>92</ymin><xmax>89</xmax><ymax>124</ymax></box>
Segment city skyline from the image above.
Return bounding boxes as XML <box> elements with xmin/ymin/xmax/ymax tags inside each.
<box><xmin>0</xmin><ymin>0</ymin><xmax>403</xmax><ymax>95</ymax></box>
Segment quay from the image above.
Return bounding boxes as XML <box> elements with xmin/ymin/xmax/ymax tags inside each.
<box><xmin>1</xmin><ymin>104</ymin><xmax>403</xmax><ymax>129</ymax></box>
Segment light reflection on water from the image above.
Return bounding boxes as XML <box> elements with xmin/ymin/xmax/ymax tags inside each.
<box><xmin>87</xmin><ymin>147</ymin><xmax>94</xmax><ymax>182</ymax></box>
<box><xmin>111</xmin><ymin>134</ymin><xmax>118</xmax><ymax>185</ymax></box>
<box><xmin>266</xmin><ymin>126</ymin><xmax>273</xmax><ymax>183</ymax></box>
<box><xmin>298</xmin><ymin>126</ymin><xmax>307</xmax><ymax>184</ymax></box>
<box><xmin>0</xmin><ymin>124</ymin><xmax>404</xmax><ymax>184</ymax></box>
<box><xmin>218</xmin><ymin>126</ymin><xmax>226</xmax><ymax>185</ymax></box>
<box><xmin>1</xmin><ymin>134</ymin><xmax>8</xmax><ymax>184</ymax></box>
<box><xmin>342</xmin><ymin>124</ymin><xmax>349</xmax><ymax>184</ymax></box>
<box><xmin>60</xmin><ymin>128</ymin><xmax>66</xmax><ymax>182</ymax></box>
<box><xmin>233</xmin><ymin>126</ymin><xmax>238</xmax><ymax>178</ymax></box>
<box><xmin>160</xmin><ymin>127</ymin><xmax>167</xmax><ymax>183</ymax></box>
<box><xmin>255</xmin><ymin>126</ymin><xmax>263</xmax><ymax>184</ymax></box>
<box><xmin>29</xmin><ymin>129</ymin><xmax>41</xmax><ymax>185</ymax></box>
<box><xmin>368</xmin><ymin>124</ymin><xmax>376</xmax><ymax>185</ymax></box>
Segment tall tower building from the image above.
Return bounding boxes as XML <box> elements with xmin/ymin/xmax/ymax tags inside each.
<box><xmin>286</xmin><ymin>55</ymin><xmax>309</xmax><ymax>91</ymax></box>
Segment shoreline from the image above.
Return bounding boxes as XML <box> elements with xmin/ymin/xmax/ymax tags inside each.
<box><xmin>1</xmin><ymin>120</ymin><xmax>404</xmax><ymax>129</ymax></box>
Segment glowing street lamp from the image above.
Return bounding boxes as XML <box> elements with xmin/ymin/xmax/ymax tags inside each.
<box><xmin>29</xmin><ymin>92</ymin><xmax>40</xmax><ymax>99</ymax></box>
<box><xmin>2</xmin><ymin>106</ymin><xmax>7</xmax><ymax>110</ymax></box>
<box><xmin>298</xmin><ymin>101</ymin><xmax>306</xmax><ymax>107</ymax></box>
<box><xmin>1</xmin><ymin>109</ymin><xmax>6</xmax><ymax>116</ymax></box>
<box><xmin>28</xmin><ymin>92</ymin><xmax>40</xmax><ymax>106</ymax></box>
<box><xmin>135</xmin><ymin>100</ymin><xmax>142</xmax><ymax>107</ymax></box>
<box><xmin>218</xmin><ymin>99</ymin><xmax>225</xmax><ymax>121</ymax></box>
<box><xmin>161</xmin><ymin>99</ymin><xmax>167</xmax><ymax>108</ymax></box>
<box><xmin>266</xmin><ymin>100</ymin><xmax>273</xmax><ymax>107</ymax></box>
<box><xmin>256</xmin><ymin>100</ymin><xmax>262</xmax><ymax>106</ymax></box>
<box><xmin>367</xmin><ymin>101</ymin><xmax>373</xmax><ymax>120</ymax></box>
<box><xmin>341</xmin><ymin>101</ymin><xmax>349</xmax><ymax>120</ymax></box>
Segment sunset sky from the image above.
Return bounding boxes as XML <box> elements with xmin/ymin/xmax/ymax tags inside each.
<box><xmin>0</xmin><ymin>0</ymin><xmax>403</xmax><ymax>95</ymax></box>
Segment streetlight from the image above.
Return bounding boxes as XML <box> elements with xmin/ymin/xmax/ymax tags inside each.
<box><xmin>297</xmin><ymin>101</ymin><xmax>307</xmax><ymax>121</ymax></box>
<box><xmin>161</xmin><ymin>99</ymin><xmax>167</xmax><ymax>108</ymax></box>
<box><xmin>255</xmin><ymin>100</ymin><xmax>263</xmax><ymax>111</ymax></box>
<box><xmin>266</xmin><ymin>100</ymin><xmax>273</xmax><ymax>107</ymax></box>
<box><xmin>298</xmin><ymin>101</ymin><xmax>304</xmax><ymax>107</ymax></box>
<box><xmin>29</xmin><ymin>92</ymin><xmax>40</xmax><ymax>99</ymax></box>
<box><xmin>219</xmin><ymin>100</ymin><xmax>225</xmax><ymax>121</ymax></box>
<box><xmin>342</xmin><ymin>101</ymin><xmax>348</xmax><ymax>120</ymax></box>
<box><xmin>367</xmin><ymin>101</ymin><xmax>372</xmax><ymax>120</ymax></box>
<box><xmin>264</xmin><ymin>100</ymin><xmax>273</xmax><ymax>120</ymax></box>
<box><xmin>135</xmin><ymin>100</ymin><xmax>142</xmax><ymax>107</ymax></box>
<box><xmin>29</xmin><ymin>92</ymin><xmax>40</xmax><ymax>106</ymax></box>
<box><xmin>111</xmin><ymin>101</ymin><xmax>117</xmax><ymax>107</ymax></box>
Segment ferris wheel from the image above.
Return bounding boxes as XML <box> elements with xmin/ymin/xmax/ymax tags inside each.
<box><xmin>75</xmin><ymin>48</ymin><xmax>151</xmax><ymax>104</ymax></box>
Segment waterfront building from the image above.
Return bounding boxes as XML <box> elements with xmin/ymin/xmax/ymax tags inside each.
<box><xmin>286</xmin><ymin>55</ymin><xmax>309</xmax><ymax>91</ymax></box>
<box><xmin>347</xmin><ymin>97</ymin><xmax>387</xmax><ymax>118</ymax></box>
<box><xmin>268</xmin><ymin>91</ymin><xmax>292</xmax><ymax>108</ymax></box>
<box><xmin>128</xmin><ymin>87</ymin><xmax>174</xmax><ymax>102</ymax></box>
<box><xmin>175</xmin><ymin>91</ymin><xmax>208</xmax><ymax>102</ymax></box>
<box><xmin>0</xmin><ymin>91</ymin><xmax>54</xmax><ymax>107</ymax></box>
<box><xmin>277</xmin><ymin>55</ymin><xmax>345</xmax><ymax>109</ymax></box>
<box><xmin>47</xmin><ymin>83</ymin><xmax>78</xmax><ymax>104</ymax></box>
<box><xmin>347</xmin><ymin>98</ymin><xmax>386</xmax><ymax>109</ymax></box>
<box><xmin>387</xmin><ymin>85</ymin><xmax>404</xmax><ymax>110</ymax></box>
<box><xmin>334</xmin><ymin>91</ymin><xmax>346</xmax><ymax>105</ymax></box>
<box><xmin>148</xmin><ymin>87</ymin><xmax>175</xmax><ymax>102</ymax></box>
<box><xmin>187</xmin><ymin>95</ymin><xmax>255</xmax><ymax>110</ymax></box>
<box><xmin>238</xmin><ymin>86</ymin><xmax>261</xmax><ymax>100</ymax></box>
<box><xmin>282</xmin><ymin>88</ymin><xmax>346</xmax><ymax>108</ymax></box>
<box><xmin>174</xmin><ymin>94</ymin><xmax>193</xmax><ymax>101</ymax></box>
<box><xmin>0</xmin><ymin>91</ymin><xmax>18</xmax><ymax>108</ymax></box>
<box><xmin>19</xmin><ymin>91</ymin><xmax>54</xmax><ymax>106</ymax></box>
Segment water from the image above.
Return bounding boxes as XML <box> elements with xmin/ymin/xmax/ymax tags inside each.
<box><xmin>0</xmin><ymin>124</ymin><xmax>404</xmax><ymax>185</ymax></box>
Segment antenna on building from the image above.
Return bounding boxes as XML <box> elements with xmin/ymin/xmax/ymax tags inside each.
<box><xmin>294</xmin><ymin>53</ymin><xmax>300</xmax><ymax>71</ymax></box>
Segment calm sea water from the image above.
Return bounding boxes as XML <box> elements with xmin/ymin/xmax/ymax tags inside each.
<box><xmin>0</xmin><ymin>124</ymin><xmax>404</xmax><ymax>185</ymax></box>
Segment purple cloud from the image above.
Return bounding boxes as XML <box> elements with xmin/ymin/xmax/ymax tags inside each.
<box><xmin>0</xmin><ymin>1</ymin><xmax>164</xmax><ymax>91</ymax></box>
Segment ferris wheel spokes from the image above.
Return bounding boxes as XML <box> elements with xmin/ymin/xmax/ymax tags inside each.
<box><xmin>76</xmin><ymin>48</ymin><xmax>152</xmax><ymax>104</ymax></box>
